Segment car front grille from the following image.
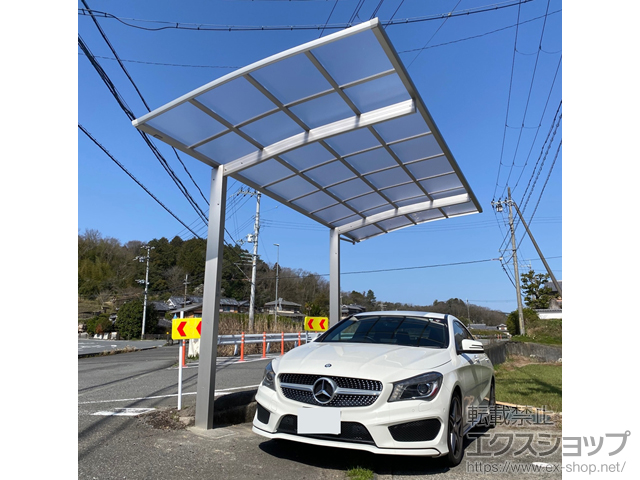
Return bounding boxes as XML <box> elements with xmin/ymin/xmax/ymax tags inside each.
<box><xmin>278</xmin><ymin>373</ymin><xmax>382</xmax><ymax>408</ymax></box>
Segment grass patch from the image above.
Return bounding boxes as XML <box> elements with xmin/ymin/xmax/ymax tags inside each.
<box><xmin>346</xmin><ymin>467</ymin><xmax>374</xmax><ymax>480</ymax></box>
<box><xmin>494</xmin><ymin>357</ymin><xmax>562</xmax><ymax>412</ymax></box>
<box><xmin>512</xmin><ymin>318</ymin><xmax>562</xmax><ymax>345</ymax></box>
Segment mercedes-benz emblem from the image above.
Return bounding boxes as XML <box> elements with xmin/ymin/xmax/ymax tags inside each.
<box><xmin>312</xmin><ymin>377</ymin><xmax>337</xmax><ymax>405</ymax></box>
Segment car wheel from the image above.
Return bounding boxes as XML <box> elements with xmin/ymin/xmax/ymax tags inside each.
<box><xmin>444</xmin><ymin>394</ymin><xmax>464</xmax><ymax>467</ymax></box>
<box><xmin>488</xmin><ymin>380</ymin><xmax>496</xmax><ymax>428</ymax></box>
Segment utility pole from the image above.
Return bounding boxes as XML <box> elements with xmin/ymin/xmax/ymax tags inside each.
<box><xmin>273</xmin><ymin>243</ymin><xmax>280</xmax><ymax>324</ymax></box>
<box><xmin>466</xmin><ymin>299</ymin><xmax>470</xmax><ymax>323</ymax></box>
<box><xmin>135</xmin><ymin>245</ymin><xmax>154</xmax><ymax>339</ymax></box>
<box><xmin>492</xmin><ymin>187</ymin><xmax>562</xmax><ymax>336</ymax></box>
<box><xmin>492</xmin><ymin>189</ymin><xmax>525</xmax><ymax>335</ymax></box>
<box><xmin>236</xmin><ymin>190</ymin><xmax>261</xmax><ymax>331</ymax></box>
<box><xmin>510</xmin><ymin>200</ymin><xmax>562</xmax><ymax>297</ymax></box>
<box><xmin>183</xmin><ymin>274</ymin><xmax>190</xmax><ymax>308</ymax></box>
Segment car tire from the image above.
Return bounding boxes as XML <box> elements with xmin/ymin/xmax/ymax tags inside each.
<box><xmin>488</xmin><ymin>379</ymin><xmax>496</xmax><ymax>428</ymax></box>
<box><xmin>444</xmin><ymin>393</ymin><xmax>464</xmax><ymax>467</ymax></box>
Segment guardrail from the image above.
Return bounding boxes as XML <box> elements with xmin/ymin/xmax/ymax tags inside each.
<box><xmin>220</xmin><ymin>332</ymin><xmax>321</xmax><ymax>360</ymax></box>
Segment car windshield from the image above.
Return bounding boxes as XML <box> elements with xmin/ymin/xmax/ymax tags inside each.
<box><xmin>318</xmin><ymin>315</ymin><xmax>449</xmax><ymax>348</ymax></box>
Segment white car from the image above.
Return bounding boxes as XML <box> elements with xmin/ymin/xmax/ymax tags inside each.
<box><xmin>252</xmin><ymin>311</ymin><xmax>495</xmax><ymax>466</ymax></box>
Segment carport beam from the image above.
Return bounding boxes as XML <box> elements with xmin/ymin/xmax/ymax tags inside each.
<box><xmin>195</xmin><ymin>165</ymin><xmax>227</xmax><ymax>430</ymax></box>
<box><xmin>330</xmin><ymin>228</ymin><xmax>340</xmax><ymax>327</ymax></box>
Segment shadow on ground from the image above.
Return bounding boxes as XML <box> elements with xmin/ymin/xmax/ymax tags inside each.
<box><xmin>257</xmin><ymin>428</ymin><xmax>487</xmax><ymax>477</ymax></box>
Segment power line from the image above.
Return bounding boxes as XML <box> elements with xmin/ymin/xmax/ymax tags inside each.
<box><xmin>398</xmin><ymin>9</ymin><xmax>561</xmax><ymax>54</ymax></box>
<box><xmin>79</xmin><ymin>124</ymin><xmax>202</xmax><ymax>239</ymax></box>
<box><xmin>78</xmin><ymin>1</ymin><xmax>534</xmax><ymax>32</ymax></box>
<box><xmin>81</xmin><ymin>0</ymin><xmax>210</xmax><ymax>209</ymax></box>
<box><xmin>493</xmin><ymin>0</ymin><xmax>523</xmax><ymax>200</ymax></box>
<box><xmin>406</xmin><ymin>0</ymin><xmax>462</xmax><ymax>70</ymax></box>
<box><xmin>77</xmin><ymin>10</ymin><xmax>561</xmax><ymax>72</ymax></box>
<box><xmin>499</xmin><ymin>0</ymin><xmax>553</xmax><ymax>198</ymax></box>
<box><xmin>319</xmin><ymin>0</ymin><xmax>339</xmax><ymax>38</ymax></box>
<box><xmin>78</xmin><ymin>34</ymin><xmax>209</xmax><ymax>228</ymax></box>
<box><xmin>258</xmin><ymin>257</ymin><xmax>501</xmax><ymax>280</ymax></box>
<box><xmin>511</xmin><ymin>55</ymin><xmax>562</xmax><ymax>194</ymax></box>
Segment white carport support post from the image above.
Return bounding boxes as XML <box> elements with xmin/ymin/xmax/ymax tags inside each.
<box><xmin>329</xmin><ymin>228</ymin><xmax>341</xmax><ymax>328</ymax></box>
<box><xmin>195</xmin><ymin>165</ymin><xmax>227</xmax><ymax>430</ymax></box>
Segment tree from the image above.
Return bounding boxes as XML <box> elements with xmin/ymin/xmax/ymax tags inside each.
<box><xmin>506</xmin><ymin>307</ymin><xmax>539</xmax><ymax>335</ymax></box>
<box><xmin>86</xmin><ymin>313</ymin><xmax>113</xmax><ymax>336</ymax></box>
<box><xmin>365</xmin><ymin>290</ymin><xmax>376</xmax><ymax>310</ymax></box>
<box><xmin>521</xmin><ymin>269</ymin><xmax>554</xmax><ymax>309</ymax></box>
<box><xmin>115</xmin><ymin>300</ymin><xmax>157</xmax><ymax>339</ymax></box>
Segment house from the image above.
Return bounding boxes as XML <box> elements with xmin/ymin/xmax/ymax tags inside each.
<box><xmin>535</xmin><ymin>309</ymin><xmax>562</xmax><ymax>320</ymax></box>
<box><xmin>219</xmin><ymin>298</ymin><xmax>240</xmax><ymax>313</ymax></box>
<box><xmin>342</xmin><ymin>304</ymin><xmax>366</xmax><ymax>318</ymax></box>
<box><xmin>543</xmin><ymin>280</ymin><xmax>562</xmax><ymax>309</ymax></box>
<box><xmin>150</xmin><ymin>301</ymin><xmax>172</xmax><ymax>318</ymax></box>
<box><xmin>264</xmin><ymin>299</ymin><xmax>304</xmax><ymax>320</ymax></box>
<box><xmin>167</xmin><ymin>297</ymin><xmax>242</xmax><ymax>319</ymax></box>
<box><xmin>238</xmin><ymin>300</ymin><xmax>250</xmax><ymax>313</ymax></box>
<box><xmin>166</xmin><ymin>296</ymin><xmax>203</xmax><ymax>309</ymax></box>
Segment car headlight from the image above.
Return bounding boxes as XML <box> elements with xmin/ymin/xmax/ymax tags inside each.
<box><xmin>387</xmin><ymin>372</ymin><xmax>443</xmax><ymax>402</ymax></box>
<box><xmin>262</xmin><ymin>360</ymin><xmax>276</xmax><ymax>391</ymax></box>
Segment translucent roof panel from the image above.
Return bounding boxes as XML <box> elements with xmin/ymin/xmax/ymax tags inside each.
<box><xmin>250</xmin><ymin>54</ymin><xmax>332</xmax><ymax>105</ymax></box>
<box><xmin>133</xmin><ymin>18</ymin><xmax>481</xmax><ymax>242</ymax></box>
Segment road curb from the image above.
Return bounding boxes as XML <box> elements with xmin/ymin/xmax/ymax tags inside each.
<box><xmin>213</xmin><ymin>388</ymin><xmax>258</xmax><ymax>425</ymax></box>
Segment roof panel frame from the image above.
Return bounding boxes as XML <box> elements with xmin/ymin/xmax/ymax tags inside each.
<box><xmin>336</xmin><ymin>193</ymin><xmax>471</xmax><ymax>235</ymax></box>
<box><xmin>223</xmin><ymin>98</ymin><xmax>415</xmax><ymax>176</ymax></box>
<box><xmin>236</xmin><ymin>55</ymin><xmax>422</xmax><ymax>224</ymax></box>
<box><xmin>305</xmin><ymin>47</ymin><xmax>443</xmax><ymax>226</ymax></box>
<box><xmin>369</xmin><ymin>25</ymin><xmax>482</xmax><ymax>216</ymax></box>
<box><xmin>133</xmin><ymin>18</ymin><xmax>481</xmax><ymax>243</ymax></box>
<box><xmin>132</xmin><ymin>19</ymin><xmax>381</xmax><ymax>128</ymax></box>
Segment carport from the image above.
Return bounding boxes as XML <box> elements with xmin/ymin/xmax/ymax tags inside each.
<box><xmin>133</xmin><ymin>18</ymin><xmax>482</xmax><ymax>430</ymax></box>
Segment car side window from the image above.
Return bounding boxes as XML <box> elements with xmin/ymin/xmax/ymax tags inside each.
<box><xmin>453</xmin><ymin>320</ymin><xmax>473</xmax><ymax>352</ymax></box>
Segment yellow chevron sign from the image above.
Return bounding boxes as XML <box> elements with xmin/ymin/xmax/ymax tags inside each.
<box><xmin>304</xmin><ymin>316</ymin><xmax>328</xmax><ymax>331</ymax></box>
<box><xmin>172</xmin><ymin>317</ymin><xmax>202</xmax><ymax>340</ymax></box>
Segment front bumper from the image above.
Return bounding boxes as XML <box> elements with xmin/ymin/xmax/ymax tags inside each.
<box><xmin>252</xmin><ymin>380</ymin><xmax>452</xmax><ymax>456</ymax></box>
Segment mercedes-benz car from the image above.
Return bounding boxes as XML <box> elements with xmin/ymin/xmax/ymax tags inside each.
<box><xmin>252</xmin><ymin>311</ymin><xmax>495</xmax><ymax>466</ymax></box>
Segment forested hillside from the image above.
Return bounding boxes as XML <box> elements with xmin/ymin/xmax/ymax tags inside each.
<box><xmin>78</xmin><ymin>229</ymin><xmax>506</xmax><ymax>325</ymax></box>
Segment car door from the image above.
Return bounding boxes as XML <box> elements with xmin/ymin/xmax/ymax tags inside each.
<box><xmin>452</xmin><ymin>320</ymin><xmax>479</xmax><ymax>429</ymax></box>
<box><xmin>459</xmin><ymin>323</ymin><xmax>492</xmax><ymax>406</ymax></box>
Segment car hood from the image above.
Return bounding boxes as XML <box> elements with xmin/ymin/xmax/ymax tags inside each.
<box><xmin>274</xmin><ymin>342</ymin><xmax>451</xmax><ymax>383</ymax></box>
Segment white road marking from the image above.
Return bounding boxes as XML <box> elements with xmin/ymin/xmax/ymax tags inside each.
<box><xmin>79</xmin><ymin>385</ymin><xmax>260</xmax><ymax>405</ymax></box>
<box><xmin>92</xmin><ymin>408</ymin><xmax>156</xmax><ymax>416</ymax></box>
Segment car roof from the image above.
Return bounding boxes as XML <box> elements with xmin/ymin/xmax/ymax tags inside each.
<box><xmin>352</xmin><ymin>311</ymin><xmax>448</xmax><ymax>320</ymax></box>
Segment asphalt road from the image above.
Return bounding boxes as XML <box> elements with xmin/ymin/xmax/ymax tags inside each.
<box><xmin>78</xmin><ymin>345</ymin><xmax>562</xmax><ymax>479</ymax></box>
<box><xmin>78</xmin><ymin>338</ymin><xmax>168</xmax><ymax>356</ymax></box>
<box><xmin>78</xmin><ymin>343</ymin><xmax>271</xmax><ymax>413</ymax></box>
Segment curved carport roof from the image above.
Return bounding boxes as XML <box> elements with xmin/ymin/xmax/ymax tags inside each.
<box><xmin>132</xmin><ymin>18</ymin><xmax>482</xmax><ymax>429</ymax></box>
<box><xmin>133</xmin><ymin>18</ymin><xmax>481</xmax><ymax>242</ymax></box>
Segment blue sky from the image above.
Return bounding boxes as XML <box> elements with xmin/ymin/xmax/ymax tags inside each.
<box><xmin>77</xmin><ymin>0</ymin><xmax>562</xmax><ymax>314</ymax></box>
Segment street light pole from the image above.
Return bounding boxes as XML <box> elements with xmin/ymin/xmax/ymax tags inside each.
<box><xmin>273</xmin><ymin>243</ymin><xmax>279</xmax><ymax>324</ymax></box>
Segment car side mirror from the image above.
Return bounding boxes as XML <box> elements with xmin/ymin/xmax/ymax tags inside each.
<box><xmin>460</xmin><ymin>339</ymin><xmax>484</xmax><ymax>353</ymax></box>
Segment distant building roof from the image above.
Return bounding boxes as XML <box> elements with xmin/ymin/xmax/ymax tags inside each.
<box><xmin>264</xmin><ymin>300</ymin><xmax>301</xmax><ymax>307</ymax></box>
<box><xmin>167</xmin><ymin>296</ymin><xmax>203</xmax><ymax>308</ymax></box>
<box><xmin>219</xmin><ymin>298</ymin><xmax>239</xmax><ymax>306</ymax></box>
<box><xmin>150</xmin><ymin>301</ymin><xmax>171</xmax><ymax>312</ymax></box>
<box><xmin>544</xmin><ymin>280</ymin><xmax>562</xmax><ymax>294</ymax></box>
